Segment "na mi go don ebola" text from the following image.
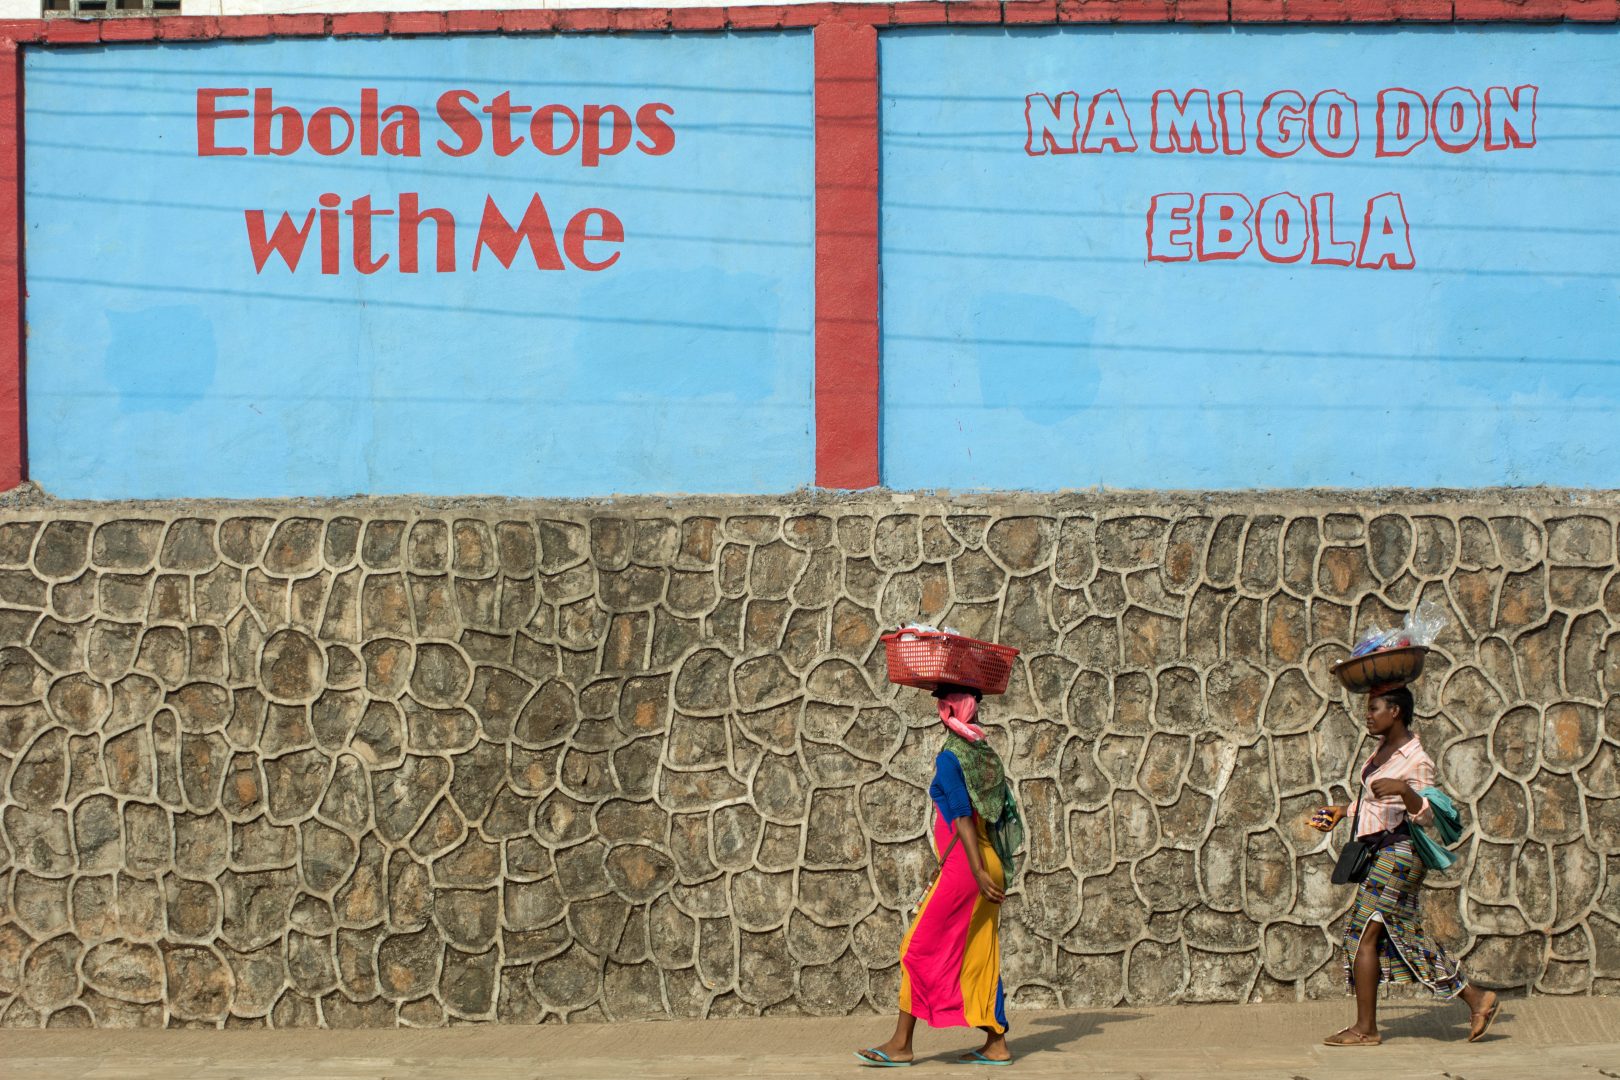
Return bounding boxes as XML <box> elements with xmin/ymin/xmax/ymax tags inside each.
<box><xmin>1022</xmin><ymin>84</ymin><xmax>1539</xmax><ymax>270</ymax></box>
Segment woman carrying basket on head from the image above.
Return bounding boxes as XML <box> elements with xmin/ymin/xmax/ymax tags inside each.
<box><xmin>1309</xmin><ymin>682</ymin><xmax>1500</xmax><ymax>1047</ymax></box>
<box><xmin>856</xmin><ymin>684</ymin><xmax>1014</xmax><ymax>1068</ymax></box>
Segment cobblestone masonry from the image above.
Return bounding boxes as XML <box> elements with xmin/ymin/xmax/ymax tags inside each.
<box><xmin>0</xmin><ymin>494</ymin><xmax>1616</xmax><ymax>1028</ymax></box>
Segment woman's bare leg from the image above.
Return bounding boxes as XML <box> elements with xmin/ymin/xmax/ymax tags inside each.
<box><xmin>962</xmin><ymin>1027</ymin><xmax>1011</xmax><ymax>1062</ymax></box>
<box><xmin>857</xmin><ymin>1011</ymin><xmax>917</xmax><ymax>1064</ymax></box>
<box><xmin>1351</xmin><ymin>919</ymin><xmax>1384</xmax><ymax>1036</ymax></box>
<box><xmin>1458</xmin><ymin>980</ymin><xmax>1499</xmax><ymax>1041</ymax></box>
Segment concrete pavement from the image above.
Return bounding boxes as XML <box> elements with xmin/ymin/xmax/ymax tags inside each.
<box><xmin>3</xmin><ymin>997</ymin><xmax>1617</xmax><ymax>1080</ymax></box>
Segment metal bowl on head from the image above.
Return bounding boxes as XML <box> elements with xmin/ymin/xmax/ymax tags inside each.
<box><xmin>1331</xmin><ymin>645</ymin><xmax>1429</xmax><ymax>694</ymax></box>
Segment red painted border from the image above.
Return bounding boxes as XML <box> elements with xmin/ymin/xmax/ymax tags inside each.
<box><xmin>814</xmin><ymin>21</ymin><xmax>880</xmax><ymax>489</ymax></box>
<box><xmin>0</xmin><ymin>42</ymin><xmax>20</xmax><ymax>493</ymax></box>
<box><xmin>0</xmin><ymin>0</ymin><xmax>1613</xmax><ymax>38</ymax></box>
<box><xmin>1</xmin><ymin>3</ymin><xmax>1614</xmax><ymax>494</ymax></box>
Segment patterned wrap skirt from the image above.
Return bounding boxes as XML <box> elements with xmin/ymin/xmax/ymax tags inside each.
<box><xmin>1342</xmin><ymin>840</ymin><xmax>1466</xmax><ymax>997</ymax></box>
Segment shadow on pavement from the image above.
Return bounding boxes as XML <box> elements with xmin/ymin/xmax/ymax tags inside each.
<box><xmin>1364</xmin><ymin>1003</ymin><xmax>1498</xmax><ymax>1044</ymax></box>
<box><xmin>1008</xmin><ymin>1010</ymin><xmax>1149</xmax><ymax>1057</ymax></box>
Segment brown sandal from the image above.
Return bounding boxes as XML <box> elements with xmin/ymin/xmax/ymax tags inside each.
<box><xmin>1469</xmin><ymin>991</ymin><xmax>1501</xmax><ymax>1042</ymax></box>
<box><xmin>1323</xmin><ymin>1028</ymin><xmax>1382</xmax><ymax>1047</ymax></box>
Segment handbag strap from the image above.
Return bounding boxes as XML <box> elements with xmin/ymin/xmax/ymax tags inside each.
<box><xmin>1348</xmin><ymin>752</ymin><xmax>1380</xmax><ymax>834</ymax></box>
<box><xmin>910</xmin><ymin>831</ymin><xmax>961</xmax><ymax>912</ymax></box>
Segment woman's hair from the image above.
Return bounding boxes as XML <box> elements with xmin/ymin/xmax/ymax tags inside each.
<box><xmin>1374</xmin><ymin>685</ymin><xmax>1415</xmax><ymax>725</ymax></box>
<box><xmin>932</xmin><ymin>683</ymin><xmax>983</xmax><ymax>702</ymax></box>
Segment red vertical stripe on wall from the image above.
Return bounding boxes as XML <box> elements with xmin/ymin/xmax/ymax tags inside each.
<box><xmin>0</xmin><ymin>42</ymin><xmax>21</xmax><ymax>491</ymax></box>
<box><xmin>814</xmin><ymin>21</ymin><xmax>881</xmax><ymax>489</ymax></box>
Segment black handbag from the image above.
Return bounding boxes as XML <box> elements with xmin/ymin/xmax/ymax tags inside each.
<box><xmin>1331</xmin><ymin>836</ymin><xmax>1374</xmax><ymax>885</ymax></box>
<box><xmin>1331</xmin><ymin>800</ymin><xmax>1373</xmax><ymax>884</ymax></box>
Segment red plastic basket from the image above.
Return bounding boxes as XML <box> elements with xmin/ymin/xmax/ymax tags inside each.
<box><xmin>880</xmin><ymin>630</ymin><xmax>1020</xmax><ymax>696</ymax></box>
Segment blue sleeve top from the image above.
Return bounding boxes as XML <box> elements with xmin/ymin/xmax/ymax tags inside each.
<box><xmin>929</xmin><ymin>749</ymin><xmax>974</xmax><ymax>823</ymax></box>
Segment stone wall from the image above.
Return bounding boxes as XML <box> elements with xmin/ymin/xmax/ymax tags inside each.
<box><xmin>0</xmin><ymin>494</ymin><xmax>1616</xmax><ymax>1028</ymax></box>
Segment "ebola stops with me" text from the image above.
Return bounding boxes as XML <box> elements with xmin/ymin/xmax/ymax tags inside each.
<box><xmin>196</xmin><ymin>87</ymin><xmax>678</xmax><ymax>274</ymax></box>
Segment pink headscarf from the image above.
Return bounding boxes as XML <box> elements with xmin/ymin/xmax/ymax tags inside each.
<box><xmin>937</xmin><ymin>690</ymin><xmax>987</xmax><ymax>743</ymax></box>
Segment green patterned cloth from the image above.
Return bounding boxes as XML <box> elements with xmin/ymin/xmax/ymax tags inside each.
<box><xmin>1410</xmin><ymin>785</ymin><xmax>1462</xmax><ymax>871</ymax></box>
<box><xmin>944</xmin><ymin>733</ymin><xmax>1007</xmax><ymax>825</ymax></box>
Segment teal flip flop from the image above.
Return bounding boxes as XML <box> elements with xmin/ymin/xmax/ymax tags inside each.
<box><xmin>854</xmin><ymin>1048</ymin><xmax>913</xmax><ymax>1068</ymax></box>
<box><xmin>955</xmin><ymin>1050</ymin><xmax>1012</xmax><ymax>1067</ymax></box>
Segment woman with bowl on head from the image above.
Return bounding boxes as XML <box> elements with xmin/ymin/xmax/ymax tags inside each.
<box><xmin>1309</xmin><ymin>684</ymin><xmax>1500</xmax><ymax>1047</ymax></box>
<box><xmin>855</xmin><ymin>684</ymin><xmax>1011</xmax><ymax>1068</ymax></box>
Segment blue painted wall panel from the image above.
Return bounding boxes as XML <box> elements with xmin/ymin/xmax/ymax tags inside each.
<box><xmin>26</xmin><ymin>35</ymin><xmax>814</xmax><ymax>499</ymax></box>
<box><xmin>880</xmin><ymin>27</ymin><xmax>1620</xmax><ymax>490</ymax></box>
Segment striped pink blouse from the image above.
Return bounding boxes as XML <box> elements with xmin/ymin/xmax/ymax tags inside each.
<box><xmin>1353</xmin><ymin>736</ymin><xmax>1436</xmax><ymax>838</ymax></box>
